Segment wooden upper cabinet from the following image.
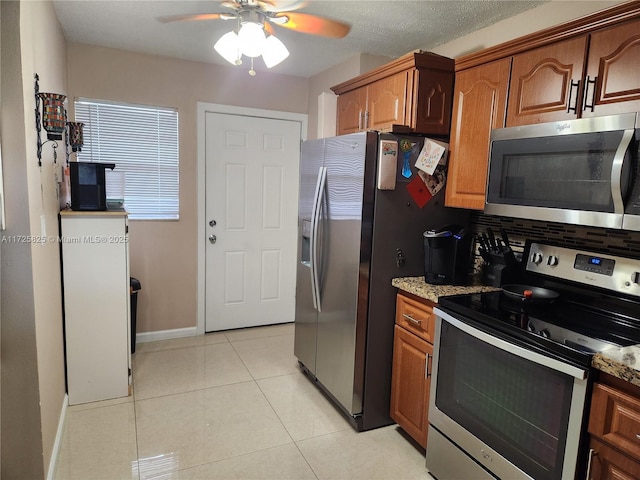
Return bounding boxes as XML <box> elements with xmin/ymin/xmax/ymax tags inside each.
<box><xmin>445</xmin><ymin>58</ymin><xmax>511</xmax><ymax>210</ymax></box>
<box><xmin>582</xmin><ymin>18</ymin><xmax>640</xmax><ymax>118</ymax></box>
<box><xmin>336</xmin><ymin>88</ymin><xmax>368</xmax><ymax>134</ymax></box>
<box><xmin>506</xmin><ymin>36</ymin><xmax>587</xmax><ymax>126</ymax></box>
<box><xmin>332</xmin><ymin>51</ymin><xmax>454</xmax><ymax>136</ymax></box>
<box><xmin>367</xmin><ymin>71</ymin><xmax>410</xmax><ymax>132</ymax></box>
<box><xmin>414</xmin><ymin>69</ymin><xmax>454</xmax><ymax>136</ymax></box>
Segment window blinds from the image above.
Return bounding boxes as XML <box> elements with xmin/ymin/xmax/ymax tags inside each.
<box><xmin>74</xmin><ymin>99</ymin><xmax>179</xmax><ymax>220</ymax></box>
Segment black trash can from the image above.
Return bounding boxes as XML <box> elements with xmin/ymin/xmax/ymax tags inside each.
<box><xmin>130</xmin><ymin>277</ymin><xmax>142</xmax><ymax>353</ymax></box>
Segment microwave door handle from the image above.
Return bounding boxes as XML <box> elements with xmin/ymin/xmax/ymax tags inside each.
<box><xmin>610</xmin><ymin>129</ymin><xmax>634</xmax><ymax>215</ymax></box>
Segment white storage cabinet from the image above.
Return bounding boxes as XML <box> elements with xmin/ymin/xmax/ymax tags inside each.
<box><xmin>60</xmin><ymin>210</ymin><xmax>131</xmax><ymax>405</ymax></box>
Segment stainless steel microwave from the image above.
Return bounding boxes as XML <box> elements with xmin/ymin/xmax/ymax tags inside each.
<box><xmin>485</xmin><ymin>113</ymin><xmax>640</xmax><ymax>231</ymax></box>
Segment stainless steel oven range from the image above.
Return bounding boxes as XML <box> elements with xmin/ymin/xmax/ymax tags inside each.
<box><xmin>427</xmin><ymin>241</ymin><xmax>640</xmax><ymax>480</ymax></box>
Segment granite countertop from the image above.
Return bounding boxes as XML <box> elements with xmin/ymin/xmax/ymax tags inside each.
<box><xmin>392</xmin><ymin>276</ymin><xmax>640</xmax><ymax>388</ymax></box>
<box><xmin>593</xmin><ymin>347</ymin><xmax>640</xmax><ymax>388</ymax></box>
<box><xmin>391</xmin><ymin>276</ymin><xmax>500</xmax><ymax>304</ymax></box>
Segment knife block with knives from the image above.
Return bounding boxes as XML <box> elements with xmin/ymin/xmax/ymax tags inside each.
<box><xmin>478</xmin><ymin>228</ymin><xmax>521</xmax><ymax>287</ymax></box>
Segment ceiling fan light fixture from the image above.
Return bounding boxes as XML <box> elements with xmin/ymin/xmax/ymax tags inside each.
<box><xmin>214</xmin><ymin>30</ymin><xmax>241</xmax><ymax>65</ymax></box>
<box><xmin>262</xmin><ymin>34</ymin><xmax>289</xmax><ymax>68</ymax></box>
<box><xmin>237</xmin><ymin>21</ymin><xmax>266</xmax><ymax>58</ymax></box>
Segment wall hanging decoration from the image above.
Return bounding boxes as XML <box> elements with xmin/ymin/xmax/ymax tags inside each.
<box><xmin>67</xmin><ymin>122</ymin><xmax>84</xmax><ymax>152</ymax></box>
<box><xmin>35</xmin><ymin>73</ymin><xmax>67</xmax><ymax>166</ymax></box>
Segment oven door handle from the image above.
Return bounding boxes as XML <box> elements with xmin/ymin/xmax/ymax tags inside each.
<box><xmin>435</xmin><ymin>308</ymin><xmax>589</xmax><ymax>380</ymax></box>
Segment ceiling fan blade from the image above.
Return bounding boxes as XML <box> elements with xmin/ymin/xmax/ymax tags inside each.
<box><xmin>264</xmin><ymin>21</ymin><xmax>276</xmax><ymax>36</ymax></box>
<box><xmin>271</xmin><ymin>12</ymin><xmax>351</xmax><ymax>38</ymax></box>
<box><xmin>258</xmin><ymin>0</ymin><xmax>307</xmax><ymax>13</ymax></box>
<box><xmin>157</xmin><ymin>13</ymin><xmax>227</xmax><ymax>23</ymax></box>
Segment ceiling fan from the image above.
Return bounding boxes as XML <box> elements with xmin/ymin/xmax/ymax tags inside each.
<box><xmin>158</xmin><ymin>0</ymin><xmax>352</xmax><ymax>74</ymax></box>
<box><xmin>158</xmin><ymin>0</ymin><xmax>351</xmax><ymax>38</ymax></box>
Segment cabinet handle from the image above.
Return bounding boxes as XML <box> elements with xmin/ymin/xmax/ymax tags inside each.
<box><xmin>583</xmin><ymin>76</ymin><xmax>597</xmax><ymax>112</ymax></box>
<box><xmin>584</xmin><ymin>448</ymin><xmax>596</xmax><ymax>480</ymax></box>
<box><xmin>358</xmin><ymin>110</ymin><xmax>363</xmax><ymax>130</ymax></box>
<box><xmin>364</xmin><ymin>111</ymin><xmax>369</xmax><ymax>129</ymax></box>
<box><xmin>567</xmin><ymin>80</ymin><xmax>580</xmax><ymax>113</ymax></box>
<box><xmin>636</xmin><ymin>433</ymin><xmax>640</xmax><ymax>441</ymax></box>
<box><xmin>402</xmin><ymin>314</ymin><xmax>422</xmax><ymax>325</ymax></box>
<box><xmin>426</xmin><ymin>353</ymin><xmax>432</xmax><ymax>378</ymax></box>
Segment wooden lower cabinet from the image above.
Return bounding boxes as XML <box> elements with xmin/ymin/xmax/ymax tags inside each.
<box><xmin>390</xmin><ymin>293</ymin><xmax>436</xmax><ymax>448</ymax></box>
<box><xmin>588</xmin><ymin>438</ymin><xmax>640</xmax><ymax>480</ymax></box>
<box><xmin>587</xmin><ymin>377</ymin><xmax>640</xmax><ymax>479</ymax></box>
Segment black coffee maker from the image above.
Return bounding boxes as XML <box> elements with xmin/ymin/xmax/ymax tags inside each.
<box><xmin>423</xmin><ymin>224</ymin><xmax>472</xmax><ymax>285</ymax></box>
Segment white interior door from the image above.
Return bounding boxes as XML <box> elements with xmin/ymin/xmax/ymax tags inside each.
<box><xmin>205</xmin><ymin>112</ymin><xmax>301</xmax><ymax>332</ymax></box>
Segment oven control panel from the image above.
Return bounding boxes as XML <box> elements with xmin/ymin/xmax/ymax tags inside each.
<box><xmin>526</xmin><ymin>242</ymin><xmax>640</xmax><ymax>297</ymax></box>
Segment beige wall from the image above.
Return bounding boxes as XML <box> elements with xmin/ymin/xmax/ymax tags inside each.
<box><xmin>66</xmin><ymin>44</ymin><xmax>309</xmax><ymax>333</ymax></box>
<box><xmin>1</xmin><ymin>0</ymin><xmax>67</xmax><ymax>477</ymax></box>
<box><xmin>430</xmin><ymin>1</ymin><xmax>623</xmax><ymax>59</ymax></box>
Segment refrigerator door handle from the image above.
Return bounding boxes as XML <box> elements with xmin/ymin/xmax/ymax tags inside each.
<box><xmin>311</xmin><ymin>166</ymin><xmax>327</xmax><ymax>312</ymax></box>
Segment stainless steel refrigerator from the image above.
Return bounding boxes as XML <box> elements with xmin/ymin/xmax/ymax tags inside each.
<box><xmin>294</xmin><ymin>131</ymin><xmax>469</xmax><ymax>431</ymax></box>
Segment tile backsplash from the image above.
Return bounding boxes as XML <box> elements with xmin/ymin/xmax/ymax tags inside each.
<box><xmin>470</xmin><ymin>212</ymin><xmax>640</xmax><ymax>262</ymax></box>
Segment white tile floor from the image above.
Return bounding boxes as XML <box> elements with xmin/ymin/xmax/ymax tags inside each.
<box><xmin>54</xmin><ymin>323</ymin><xmax>429</xmax><ymax>480</ymax></box>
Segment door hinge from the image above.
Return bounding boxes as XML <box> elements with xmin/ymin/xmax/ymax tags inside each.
<box><xmin>125</xmin><ymin>225</ymin><xmax>129</xmax><ymax>234</ymax></box>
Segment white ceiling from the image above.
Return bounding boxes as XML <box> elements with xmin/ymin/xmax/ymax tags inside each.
<box><xmin>52</xmin><ymin>0</ymin><xmax>547</xmax><ymax>78</ymax></box>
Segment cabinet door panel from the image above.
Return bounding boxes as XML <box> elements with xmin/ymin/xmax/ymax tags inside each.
<box><xmin>506</xmin><ymin>36</ymin><xmax>587</xmax><ymax>126</ymax></box>
<box><xmin>589</xmin><ymin>382</ymin><xmax>640</xmax><ymax>460</ymax></box>
<box><xmin>367</xmin><ymin>72</ymin><xmax>408</xmax><ymax>131</ymax></box>
<box><xmin>582</xmin><ymin>19</ymin><xmax>640</xmax><ymax>117</ymax></box>
<box><xmin>588</xmin><ymin>438</ymin><xmax>640</xmax><ymax>480</ymax></box>
<box><xmin>414</xmin><ymin>69</ymin><xmax>454</xmax><ymax>136</ymax></box>
<box><xmin>445</xmin><ymin>58</ymin><xmax>511</xmax><ymax>210</ymax></box>
<box><xmin>390</xmin><ymin>325</ymin><xmax>432</xmax><ymax>448</ymax></box>
<box><xmin>337</xmin><ymin>88</ymin><xmax>367</xmax><ymax>135</ymax></box>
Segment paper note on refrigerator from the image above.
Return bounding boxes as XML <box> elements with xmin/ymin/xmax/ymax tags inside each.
<box><xmin>415</xmin><ymin>138</ymin><xmax>448</xmax><ymax>175</ymax></box>
<box><xmin>377</xmin><ymin>140</ymin><xmax>398</xmax><ymax>190</ymax></box>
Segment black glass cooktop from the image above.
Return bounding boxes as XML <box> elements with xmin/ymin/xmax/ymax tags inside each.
<box><xmin>438</xmin><ymin>290</ymin><xmax>640</xmax><ymax>368</ymax></box>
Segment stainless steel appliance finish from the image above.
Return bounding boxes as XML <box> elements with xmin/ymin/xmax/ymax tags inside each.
<box><xmin>427</xmin><ymin>309</ymin><xmax>589</xmax><ymax>480</ymax></box>
<box><xmin>294</xmin><ymin>131</ymin><xmax>468</xmax><ymax>431</ymax></box>
<box><xmin>485</xmin><ymin>113</ymin><xmax>640</xmax><ymax>230</ymax></box>
<box><xmin>427</xmin><ymin>241</ymin><xmax>640</xmax><ymax>480</ymax></box>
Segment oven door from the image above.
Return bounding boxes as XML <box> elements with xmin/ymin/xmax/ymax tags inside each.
<box><xmin>427</xmin><ymin>308</ymin><xmax>589</xmax><ymax>480</ymax></box>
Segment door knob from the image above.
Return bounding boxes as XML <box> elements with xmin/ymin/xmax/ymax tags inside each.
<box><xmin>208</xmin><ymin>234</ymin><xmax>217</xmax><ymax>244</ymax></box>
<box><xmin>209</xmin><ymin>219</ymin><xmax>217</xmax><ymax>227</ymax></box>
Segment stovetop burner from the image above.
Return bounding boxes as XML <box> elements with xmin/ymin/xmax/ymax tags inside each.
<box><xmin>437</xmin><ymin>241</ymin><xmax>640</xmax><ymax>368</ymax></box>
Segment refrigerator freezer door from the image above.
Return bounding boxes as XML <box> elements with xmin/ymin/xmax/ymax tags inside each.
<box><xmin>294</xmin><ymin>138</ymin><xmax>325</xmax><ymax>375</ymax></box>
<box><xmin>315</xmin><ymin>132</ymin><xmax>377</xmax><ymax>417</ymax></box>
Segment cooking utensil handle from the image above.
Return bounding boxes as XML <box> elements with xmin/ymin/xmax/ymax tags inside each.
<box><xmin>402</xmin><ymin>314</ymin><xmax>422</xmax><ymax>326</ymax></box>
<box><xmin>500</xmin><ymin>227</ymin><xmax>510</xmax><ymax>248</ymax></box>
<box><xmin>487</xmin><ymin>228</ymin><xmax>497</xmax><ymax>250</ymax></box>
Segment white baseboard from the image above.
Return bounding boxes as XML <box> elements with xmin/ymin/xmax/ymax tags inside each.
<box><xmin>136</xmin><ymin>326</ymin><xmax>198</xmax><ymax>344</ymax></box>
<box><xmin>47</xmin><ymin>393</ymin><xmax>68</xmax><ymax>480</ymax></box>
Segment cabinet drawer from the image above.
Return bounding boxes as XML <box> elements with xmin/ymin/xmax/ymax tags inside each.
<box><xmin>396</xmin><ymin>293</ymin><xmax>436</xmax><ymax>343</ymax></box>
<box><xmin>589</xmin><ymin>382</ymin><xmax>640</xmax><ymax>460</ymax></box>
<box><xmin>588</xmin><ymin>438</ymin><xmax>640</xmax><ymax>480</ymax></box>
